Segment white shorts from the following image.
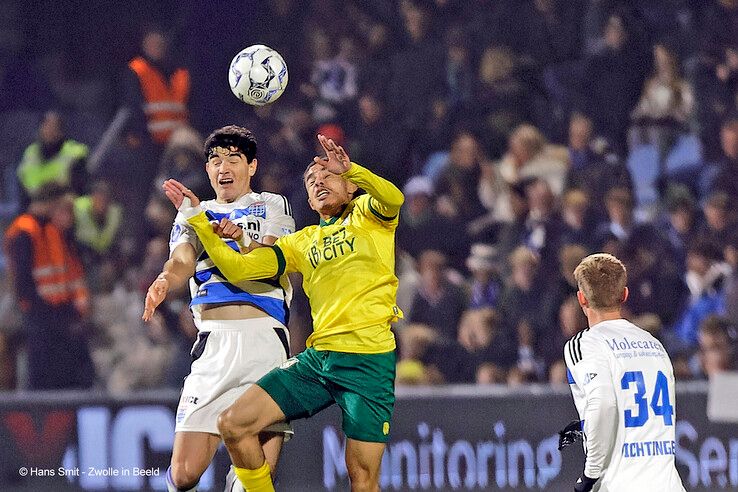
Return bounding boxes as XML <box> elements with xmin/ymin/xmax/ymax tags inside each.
<box><xmin>175</xmin><ymin>317</ymin><xmax>292</xmax><ymax>436</ymax></box>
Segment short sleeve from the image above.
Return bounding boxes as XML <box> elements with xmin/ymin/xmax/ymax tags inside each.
<box><xmin>169</xmin><ymin>212</ymin><xmax>201</xmax><ymax>257</ymax></box>
<box><xmin>263</xmin><ymin>193</ymin><xmax>296</xmax><ymax>239</ymax></box>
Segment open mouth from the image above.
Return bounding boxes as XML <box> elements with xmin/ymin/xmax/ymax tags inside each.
<box><xmin>219</xmin><ymin>177</ymin><xmax>234</xmax><ymax>186</ymax></box>
<box><xmin>316</xmin><ymin>189</ymin><xmax>330</xmax><ymax>199</ymax></box>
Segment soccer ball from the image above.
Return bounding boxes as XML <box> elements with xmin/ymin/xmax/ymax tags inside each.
<box><xmin>228</xmin><ymin>45</ymin><xmax>288</xmax><ymax>106</ymax></box>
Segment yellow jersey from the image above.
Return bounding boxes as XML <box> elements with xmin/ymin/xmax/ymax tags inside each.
<box><xmin>186</xmin><ymin>163</ymin><xmax>404</xmax><ymax>353</ymax></box>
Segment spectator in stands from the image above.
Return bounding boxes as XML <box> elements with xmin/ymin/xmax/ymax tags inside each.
<box><xmin>497</xmin><ymin>246</ymin><xmax>551</xmax><ymax>382</ymax></box>
<box><xmin>396</xmin><ymin>176</ymin><xmax>455</xmax><ymax>262</ymax></box>
<box><xmin>564</xmin><ymin>112</ymin><xmax>631</xmax><ymax>222</ymax></box>
<box><xmin>457</xmin><ymin>308</ymin><xmax>515</xmax><ymax>384</ymax></box>
<box><xmin>465</xmin><ymin>243</ymin><xmax>501</xmax><ymax>309</ymax></box>
<box><xmin>123</xmin><ymin>26</ymin><xmax>190</xmax><ymax>150</ymax></box>
<box><xmin>723</xmin><ymin>233</ymin><xmax>738</xmax><ymax>327</ymax></box>
<box><xmin>692</xmin><ymin>43</ymin><xmax>738</xmax><ymax>159</ymax></box>
<box><xmin>594</xmin><ymin>186</ymin><xmax>658</xmax><ymax>249</ymax></box>
<box><xmin>704</xmin><ymin>116</ymin><xmax>738</xmax><ymax>199</ymax></box>
<box><xmin>661</xmin><ymin>184</ymin><xmax>700</xmax><ymax>270</ymax></box>
<box><xmin>577</xmin><ymin>12</ymin><xmax>648</xmax><ymax>153</ymax></box>
<box><xmin>521</xmin><ymin>0</ymin><xmax>582</xmax><ymax>68</ymax></box>
<box><xmin>443</xmin><ymin>26</ymin><xmax>474</xmax><ymax>111</ymax></box>
<box><xmin>521</xmin><ymin>178</ymin><xmax>564</xmax><ymax>274</ymax></box>
<box><xmin>546</xmin><ymin>295</ymin><xmax>588</xmax><ymax>384</ymax></box>
<box><xmin>407</xmin><ymin>249</ymin><xmax>467</xmax><ymax>340</ymax></box>
<box><xmin>698</xmin><ymin>191</ymin><xmax>736</xmax><ymax>250</ymax></box>
<box><xmin>4</xmin><ymin>185</ymin><xmax>94</xmax><ymax>389</ymax></box>
<box><xmin>73</xmin><ymin>181</ymin><xmax>123</xmax><ymax>265</ymax></box>
<box><xmin>348</xmin><ymin>91</ymin><xmax>409</xmax><ymax>187</ymax></box>
<box><xmin>155</xmin><ymin>126</ymin><xmax>210</xmax><ymax>200</ymax></box>
<box><xmin>629</xmin><ymin>42</ymin><xmax>694</xmax><ymax>159</ymax></box>
<box><xmin>698</xmin><ymin>315</ymin><xmax>737</xmax><ymax>379</ymax></box>
<box><xmin>472</xmin><ymin>45</ymin><xmax>529</xmax><ymax>158</ymax></box>
<box><xmin>560</xmin><ymin>189</ymin><xmax>595</xmax><ymax>249</ymax></box>
<box><xmin>496</xmin><ymin>124</ymin><xmax>569</xmax><ymax>196</ymax></box>
<box><xmin>621</xmin><ymin>233</ymin><xmax>688</xmax><ymax>329</ymax></box>
<box><xmin>672</xmin><ymin>239</ymin><xmax>731</xmax><ymax>348</ymax></box>
<box><xmin>16</xmin><ymin>111</ymin><xmax>88</xmax><ymax>204</ymax></box>
<box><xmin>396</xmin><ymin>323</ymin><xmax>475</xmax><ymax>385</ymax></box>
<box><xmin>306</xmin><ymin>34</ymin><xmax>359</xmax><ymax>122</ymax></box>
<box><xmin>435</xmin><ymin>131</ymin><xmax>489</xmax><ymax>225</ymax></box>
<box><xmin>388</xmin><ymin>0</ymin><xmax>444</xmax><ymax>131</ymax></box>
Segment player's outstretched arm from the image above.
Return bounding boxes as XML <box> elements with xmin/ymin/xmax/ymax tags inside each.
<box><xmin>316</xmin><ymin>134</ymin><xmax>404</xmax><ymax>217</ymax></box>
<box><xmin>142</xmin><ymin>243</ymin><xmax>196</xmax><ymax>321</ymax></box>
<box><xmin>162</xmin><ymin>179</ymin><xmax>283</xmax><ymax>283</ymax></box>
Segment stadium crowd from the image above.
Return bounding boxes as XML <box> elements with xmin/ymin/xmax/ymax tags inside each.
<box><xmin>1</xmin><ymin>0</ymin><xmax>738</xmax><ymax>392</ymax></box>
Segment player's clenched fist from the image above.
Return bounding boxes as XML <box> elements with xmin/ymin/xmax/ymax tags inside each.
<box><xmin>213</xmin><ymin>217</ymin><xmax>243</xmax><ymax>241</ymax></box>
<box><xmin>142</xmin><ymin>274</ymin><xmax>169</xmax><ymax>321</ymax></box>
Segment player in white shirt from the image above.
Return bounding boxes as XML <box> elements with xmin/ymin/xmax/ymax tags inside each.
<box><xmin>142</xmin><ymin>126</ymin><xmax>295</xmax><ymax>492</ymax></box>
<box><xmin>561</xmin><ymin>253</ymin><xmax>686</xmax><ymax>492</ymax></box>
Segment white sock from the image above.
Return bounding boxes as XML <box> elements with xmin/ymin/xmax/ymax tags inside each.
<box><xmin>166</xmin><ymin>466</ymin><xmax>198</xmax><ymax>492</ymax></box>
<box><xmin>224</xmin><ymin>465</ymin><xmax>245</xmax><ymax>492</ymax></box>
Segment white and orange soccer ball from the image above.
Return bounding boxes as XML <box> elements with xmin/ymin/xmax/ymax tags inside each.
<box><xmin>228</xmin><ymin>44</ymin><xmax>288</xmax><ymax>106</ymax></box>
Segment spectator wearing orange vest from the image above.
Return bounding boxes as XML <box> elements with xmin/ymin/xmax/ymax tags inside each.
<box><xmin>4</xmin><ymin>184</ymin><xmax>94</xmax><ymax>389</ymax></box>
<box><xmin>120</xmin><ymin>26</ymin><xmax>191</xmax><ymax>238</ymax></box>
<box><xmin>123</xmin><ymin>27</ymin><xmax>191</xmax><ymax>149</ymax></box>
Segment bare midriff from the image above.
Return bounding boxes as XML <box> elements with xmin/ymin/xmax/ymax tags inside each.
<box><xmin>200</xmin><ymin>302</ymin><xmax>268</xmax><ymax>320</ymax></box>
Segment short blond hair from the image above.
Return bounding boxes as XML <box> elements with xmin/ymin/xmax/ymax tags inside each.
<box><xmin>573</xmin><ymin>253</ymin><xmax>627</xmax><ymax>309</ymax></box>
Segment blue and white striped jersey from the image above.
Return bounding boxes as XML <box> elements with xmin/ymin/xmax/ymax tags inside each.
<box><xmin>565</xmin><ymin>319</ymin><xmax>685</xmax><ymax>492</ymax></box>
<box><xmin>169</xmin><ymin>191</ymin><xmax>295</xmax><ymax>326</ymax></box>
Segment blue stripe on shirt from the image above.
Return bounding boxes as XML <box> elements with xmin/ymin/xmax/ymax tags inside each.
<box><xmin>190</xmin><ymin>282</ymin><xmax>288</xmax><ymax>325</ymax></box>
<box><xmin>567</xmin><ymin>368</ymin><xmax>575</xmax><ymax>384</ymax></box>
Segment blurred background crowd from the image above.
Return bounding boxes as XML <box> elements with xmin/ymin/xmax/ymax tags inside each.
<box><xmin>1</xmin><ymin>0</ymin><xmax>738</xmax><ymax>393</ymax></box>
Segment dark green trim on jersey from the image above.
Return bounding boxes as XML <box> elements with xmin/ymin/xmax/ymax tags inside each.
<box><xmin>368</xmin><ymin>197</ymin><xmax>397</xmax><ymax>221</ymax></box>
<box><xmin>272</xmin><ymin>245</ymin><xmax>286</xmax><ymax>277</ymax></box>
<box><xmin>319</xmin><ymin>216</ymin><xmax>340</xmax><ymax>227</ymax></box>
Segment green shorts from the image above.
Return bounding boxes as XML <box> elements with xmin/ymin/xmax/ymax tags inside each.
<box><xmin>256</xmin><ymin>347</ymin><xmax>396</xmax><ymax>443</ymax></box>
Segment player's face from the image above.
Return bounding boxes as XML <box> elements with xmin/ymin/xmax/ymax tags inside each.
<box><xmin>304</xmin><ymin>164</ymin><xmax>355</xmax><ymax>216</ymax></box>
<box><xmin>206</xmin><ymin>146</ymin><xmax>256</xmax><ymax>203</ymax></box>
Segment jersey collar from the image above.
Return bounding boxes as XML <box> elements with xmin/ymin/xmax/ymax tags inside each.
<box><xmin>319</xmin><ymin>203</ymin><xmax>350</xmax><ymax>227</ymax></box>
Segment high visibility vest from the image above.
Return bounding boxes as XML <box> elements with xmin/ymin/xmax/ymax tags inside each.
<box><xmin>4</xmin><ymin>214</ymin><xmax>89</xmax><ymax>312</ymax></box>
<box><xmin>128</xmin><ymin>56</ymin><xmax>190</xmax><ymax>144</ymax></box>
<box><xmin>17</xmin><ymin>140</ymin><xmax>88</xmax><ymax>195</ymax></box>
<box><xmin>73</xmin><ymin>195</ymin><xmax>122</xmax><ymax>254</ymax></box>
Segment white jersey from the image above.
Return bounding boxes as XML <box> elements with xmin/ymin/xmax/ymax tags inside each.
<box><xmin>564</xmin><ymin>319</ymin><xmax>686</xmax><ymax>492</ymax></box>
<box><xmin>169</xmin><ymin>191</ymin><xmax>295</xmax><ymax>327</ymax></box>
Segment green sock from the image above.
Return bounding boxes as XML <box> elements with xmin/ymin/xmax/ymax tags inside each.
<box><xmin>233</xmin><ymin>461</ymin><xmax>274</xmax><ymax>492</ymax></box>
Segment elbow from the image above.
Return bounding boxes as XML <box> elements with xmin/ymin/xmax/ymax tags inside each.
<box><xmin>395</xmin><ymin>190</ymin><xmax>405</xmax><ymax>207</ymax></box>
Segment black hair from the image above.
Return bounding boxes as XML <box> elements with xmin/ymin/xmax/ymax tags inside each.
<box><xmin>204</xmin><ymin>126</ymin><xmax>257</xmax><ymax>162</ymax></box>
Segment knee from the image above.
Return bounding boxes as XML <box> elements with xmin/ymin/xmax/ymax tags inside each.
<box><xmin>347</xmin><ymin>463</ymin><xmax>378</xmax><ymax>492</ymax></box>
<box><xmin>217</xmin><ymin>405</ymin><xmax>260</xmax><ymax>443</ymax></box>
<box><xmin>169</xmin><ymin>461</ymin><xmax>201</xmax><ymax>490</ymax></box>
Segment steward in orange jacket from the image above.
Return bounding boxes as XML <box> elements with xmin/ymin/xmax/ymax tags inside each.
<box><xmin>4</xmin><ymin>185</ymin><xmax>93</xmax><ymax>389</ymax></box>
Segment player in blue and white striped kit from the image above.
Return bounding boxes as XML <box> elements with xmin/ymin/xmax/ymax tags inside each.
<box><xmin>142</xmin><ymin>126</ymin><xmax>294</xmax><ymax>492</ymax></box>
<box><xmin>562</xmin><ymin>253</ymin><xmax>686</xmax><ymax>492</ymax></box>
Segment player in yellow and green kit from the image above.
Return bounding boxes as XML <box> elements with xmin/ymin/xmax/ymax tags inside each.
<box><xmin>162</xmin><ymin>134</ymin><xmax>403</xmax><ymax>492</ymax></box>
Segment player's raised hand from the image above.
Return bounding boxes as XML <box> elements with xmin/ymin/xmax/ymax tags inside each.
<box><xmin>213</xmin><ymin>217</ymin><xmax>244</xmax><ymax>241</ymax></box>
<box><xmin>142</xmin><ymin>275</ymin><xmax>169</xmax><ymax>322</ymax></box>
<box><xmin>317</xmin><ymin>134</ymin><xmax>351</xmax><ymax>174</ymax></box>
<box><xmin>163</xmin><ymin>179</ymin><xmax>201</xmax><ymax>210</ymax></box>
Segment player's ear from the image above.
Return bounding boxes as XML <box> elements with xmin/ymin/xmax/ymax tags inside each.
<box><xmin>248</xmin><ymin>158</ymin><xmax>258</xmax><ymax>177</ymax></box>
<box><xmin>346</xmin><ymin>180</ymin><xmax>358</xmax><ymax>194</ymax></box>
<box><xmin>576</xmin><ymin>290</ymin><xmax>588</xmax><ymax>309</ymax></box>
<box><xmin>621</xmin><ymin>286</ymin><xmax>629</xmax><ymax>303</ymax></box>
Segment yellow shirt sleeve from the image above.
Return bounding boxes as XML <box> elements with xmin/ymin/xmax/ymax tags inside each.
<box><xmin>342</xmin><ymin>162</ymin><xmax>404</xmax><ymax>220</ymax></box>
<box><xmin>186</xmin><ymin>211</ymin><xmax>285</xmax><ymax>282</ymax></box>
